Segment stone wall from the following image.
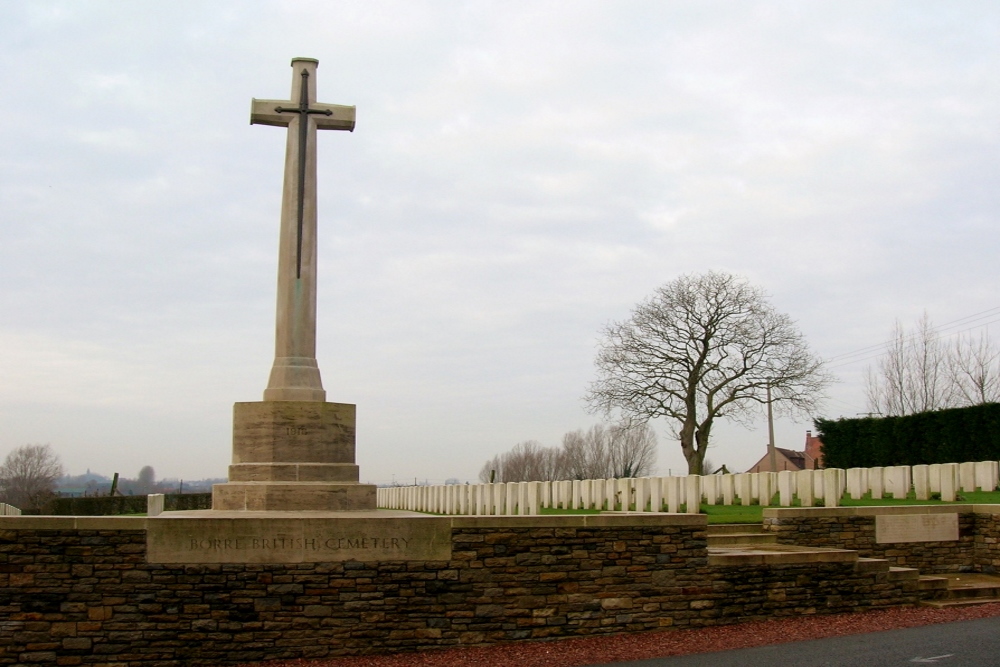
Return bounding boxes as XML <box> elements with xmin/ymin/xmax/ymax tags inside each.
<box><xmin>0</xmin><ymin>514</ymin><xmax>919</xmax><ymax>666</ymax></box>
<box><xmin>763</xmin><ymin>505</ymin><xmax>1000</xmax><ymax>573</ymax></box>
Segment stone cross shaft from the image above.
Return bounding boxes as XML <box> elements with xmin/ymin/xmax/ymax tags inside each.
<box><xmin>251</xmin><ymin>58</ymin><xmax>355</xmax><ymax>402</ymax></box>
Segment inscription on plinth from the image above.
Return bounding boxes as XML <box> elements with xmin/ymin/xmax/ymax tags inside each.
<box><xmin>875</xmin><ymin>513</ymin><xmax>959</xmax><ymax>543</ymax></box>
<box><xmin>147</xmin><ymin>515</ymin><xmax>451</xmax><ymax>563</ymax></box>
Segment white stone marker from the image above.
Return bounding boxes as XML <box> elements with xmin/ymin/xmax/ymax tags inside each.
<box><xmin>591</xmin><ymin>479</ymin><xmax>604</xmax><ymax>510</ymax></box>
<box><xmin>847</xmin><ymin>468</ymin><xmax>865</xmax><ymax>500</ymax></box>
<box><xmin>960</xmin><ymin>462</ymin><xmax>977</xmax><ymax>493</ymax></box>
<box><xmin>813</xmin><ymin>470</ymin><xmax>825</xmax><ymax>502</ymax></box>
<box><xmin>870</xmin><ymin>467</ymin><xmax>884</xmax><ymax>500</ymax></box>
<box><xmin>147</xmin><ymin>494</ymin><xmax>165</xmax><ymax>517</ymax></box>
<box><xmin>886</xmin><ymin>466</ymin><xmax>908</xmax><ymax>499</ymax></box>
<box><xmin>977</xmin><ymin>461</ymin><xmax>999</xmax><ymax>492</ymax></box>
<box><xmin>720</xmin><ymin>474</ymin><xmax>735</xmax><ymax>506</ymax></box>
<box><xmin>580</xmin><ymin>479</ymin><xmax>592</xmax><ymax>511</ymax></box>
<box><xmin>823</xmin><ymin>469</ymin><xmax>841</xmax><ymax>508</ymax></box>
<box><xmin>735</xmin><ymin>473</ymin><xmax>751</xmax><ymax>506</ymax></box>
<box><xmin>928</xmin><ymin>464</ymin><xmax>942</xmax><ymax>493</ymax></box>
<box><xmin>618</xmin><ymin>478</ymin><xmax>633</xmax><ymax>510</ymax></box>
<box><xmin>527</xmin><ymin>481</ymin><xmax>541</xmax><ymax>515</ymax></box>
<box><xmin>796</xmin><ymin>470</ymin><xmax>815</xmax><ymax>507</ymax></box>
<box><xmin>703</xmin><ymin>475</ymin><xmax>718</xmax><ymax>506</ymax></box>
<box><xmin>777</xmin><ymin>471</ymin><xmax>794</xmax><ymax>507</ymax></box>
<box><xmin>606</xmin><ymin>478</ymin><xmax>618</xmax><ymax>511</ymax></box>
<box><xmin>570</xmin><ymin>480</ymin><xmax>581</xmax><ymax>509</ymax></box>
<box><xmin>912</xmin><ymin>465</ymin><xmax>930</xmax><ymax>501</ymax></box>
<box><xmin>634</xmin><ymin>478</ymin><xmax>649</xmax><ymax>512</ymax></box>
<box><xmin>758</xmin><ymin>473</ymin><xmax>772</xmax><ymax>507</ymax></box>
<box><xmin>684</xmin><ymin>475</ymin><xmax>701</xmax><ymax>513</ymax></box>
<box><xmin>665</xmin><ymin>476</ymin><xmax>680</xmax><ymax>513</ymax></box>
<box><xmin>941</xmin><ymin>463</ymin><xmax>958</xmax><ymax>502</ymax></box>
<box><xmin>649</xmin><ymin>477</ymin><xmax>664</xmax><ymax>512</ymax></box>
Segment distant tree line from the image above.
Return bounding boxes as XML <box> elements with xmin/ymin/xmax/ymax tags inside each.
<box><xmin>478</xmin><ymin>422</ymin><xmax>657</xmax><ymax>483</ymax></box>
<box><xmin>0</xmin><ymin>444</ymin><xmax>64</xmax><ymax>511</ymax></box>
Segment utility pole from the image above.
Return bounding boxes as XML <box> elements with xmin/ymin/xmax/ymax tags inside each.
<box><xmin>767</xmin><ymin>384</ymin><xmax>778</xmax><ymax>473</ymax></box>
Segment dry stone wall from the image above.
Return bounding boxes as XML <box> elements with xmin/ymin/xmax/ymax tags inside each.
<box><xmin>0</xmin><ymin>516</ymin><xmax>919</xmax><ymax>666</ymax></box>
<box><xmin>763</xmin><ymin>505</ymin><xmax>997</xmax><ymax>573</ymax></box>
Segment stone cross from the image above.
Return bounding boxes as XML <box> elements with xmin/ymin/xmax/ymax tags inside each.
<box><xmin>251</xmin><ymin>58</ymin><xmax>355</xmax><ymax>402</ymax></box>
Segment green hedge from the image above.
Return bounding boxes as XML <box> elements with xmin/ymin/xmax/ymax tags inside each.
<box><xmin>39</xmin><ymin>492</ymin><xmax>212</xmax><ymax>516</ymax></box>
<box><xmin>815</xmin><ymin>403</ymin><xmax>1000</xmax><ymax>469</ymax></box>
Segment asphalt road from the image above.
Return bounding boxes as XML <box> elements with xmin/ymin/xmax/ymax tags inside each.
<box><xmin>586</xmin><ymin>616</ymin><xmax>1000</xmax><ymax>666</ymax></box>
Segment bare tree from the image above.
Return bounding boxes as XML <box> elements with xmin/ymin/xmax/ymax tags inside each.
<box><xmin>0</xmin><ymin>444</ymin><xmax>64</xmax><ymax>511</ymax></box>
<box><xmin>477</xmin><ymin>440</ymin><xmax>567</xmax><ymax>483</ymax></box>
<box><xmin>586</xmin><ymin>272</ymin><xmax>829</xmax><ymax>475</ymax></box>
<box><xmin>865</xmin><ymin>314</ymin><xmax>959</xmax><ymax>416</ymax></box>
<box><xmin>949</xmin><ymin>331</ymin><xmax>1000</xmax><ymax>406</ymax></box>
<box><xmin>607</xmin><ymin>421</ymin><xmax>657</xmax><ymax>478</ymax></box>
<box><xmin>479</xmin><ymin>420</ymin><xmax>657</xmax><ymax>483</ymax></box>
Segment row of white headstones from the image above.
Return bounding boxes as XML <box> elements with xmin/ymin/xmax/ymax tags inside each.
<box><xmin>0</xmin><ymin>503</ymin><xmax>21</xmax><ymax>516</ymax></box>
<box><xmin>376</xmin><ymin>461</ymin><xmax>1000</xmax><ymax>516</ymax></box>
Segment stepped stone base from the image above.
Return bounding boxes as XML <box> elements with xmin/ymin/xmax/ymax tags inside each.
<box><xmin>212</xmin><ymin>400</ymin><xmax>375</xmax><ymax>512</ymax></box>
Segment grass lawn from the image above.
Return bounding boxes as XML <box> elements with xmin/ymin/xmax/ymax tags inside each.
<box><xmin>700</xmin><ymin>489</ymin><xmax>1000</xmax><ymax>524</ymax></box>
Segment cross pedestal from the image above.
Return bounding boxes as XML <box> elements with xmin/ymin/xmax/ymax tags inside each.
<box><xmin>213</xmin><ymin>402</ymin><xmax>375</xmax><ymax>511</ymax></box>
<box><xmin>211</xmin><ymin>58</ymin><xmax>375</xmax><ymax>512</ymax></box>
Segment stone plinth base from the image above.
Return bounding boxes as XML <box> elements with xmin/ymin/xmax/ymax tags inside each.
<box><xmin>213</xmin><ymin>400</ymin><xmax>376</xmax><ymax>511</ymax></box>
<box><xmin>212</xmin><ymin>481</ymin><xmax>376</xmax><ymax>511</ymax></box>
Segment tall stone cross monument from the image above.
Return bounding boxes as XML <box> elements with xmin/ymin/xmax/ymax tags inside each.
<box><xmin>213</xmin><ymin>58</ymin><xmax>376</xmax><ymax>512</ymax></box>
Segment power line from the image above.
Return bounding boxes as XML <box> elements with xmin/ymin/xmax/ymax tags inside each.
<box><xmin>824</xmin><ymin>307</ymin><xmax>1000</xmax><ymax>370</ymax></box>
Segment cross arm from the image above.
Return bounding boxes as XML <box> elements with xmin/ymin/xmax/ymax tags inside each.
<box><xmin>251</xmin><ymin>98</ymin><xmax>293</xmax><ymax>127</ymax></box>
<box><xmin>250</xmin><ymin>98</ymin><xmax>356</xmax><ymax>131</ymax></box>
<box><xmin>311</xmin><ymin>103</ymin><xmax>356</xmax><ymax>131</ymax></box>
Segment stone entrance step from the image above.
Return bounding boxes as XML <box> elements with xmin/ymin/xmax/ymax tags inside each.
<box><xmin>920</xmin><ymin>573</ymin><xmax>1000</xmax><ymax>608</ymax></box>
<box><xmin>707</xmin><ymin>523</ymin><xmax>777</xmax><ymax>547</ymax></box>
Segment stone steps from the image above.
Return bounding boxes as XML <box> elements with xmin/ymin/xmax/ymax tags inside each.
<box><xmin>919</xmin><ymin>573</ymin><xmax>1000</xmax><ymax>608</ymax></box>
<box><xmin>707</xmin><ymin>523</ymin><xmax>777</xmax><ymax>546</ymax></box>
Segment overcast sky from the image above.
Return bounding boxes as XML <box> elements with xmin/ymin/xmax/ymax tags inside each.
<box><xmin>1</xmin><ymin>1</ymin><xmax>998</xmax><ymax>484</ymax></box>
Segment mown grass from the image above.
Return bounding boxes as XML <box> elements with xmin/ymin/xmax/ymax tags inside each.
<box><xmin>699</xmin><ymin>489</ymin><xmax>1000</xmax><ymax>524</ymax></box>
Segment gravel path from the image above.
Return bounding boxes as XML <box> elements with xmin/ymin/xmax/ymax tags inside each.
<box><xmin>238</xmin><ymin>602</ymin><xmax>1000</xmax><ymax>667</ymax></box>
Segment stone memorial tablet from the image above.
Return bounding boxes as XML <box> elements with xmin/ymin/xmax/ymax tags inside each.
<box><xmin>148</xmin><ymin>513</ymin><xmax>452</xmax><ymax>564</ymax></box>
<box><xmin>875</xmin><ymin>513</ymin><xmax>959</xmax><ymax>543</ymax></box>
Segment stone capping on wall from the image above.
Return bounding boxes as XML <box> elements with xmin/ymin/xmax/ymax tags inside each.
<box><xmin>763</xmin><ymin>504</ymin><xmax>1000</xmax><ymax>519</ymax></box>
<box><xmin>0</xmin><ymin>515</ymin><xmax>149</xmax><ymax>530</ymax></box>
<box><xmin>0</xmin><ymin>510</ymin><xmax>706</xmax><ymax>532</ymax></box>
